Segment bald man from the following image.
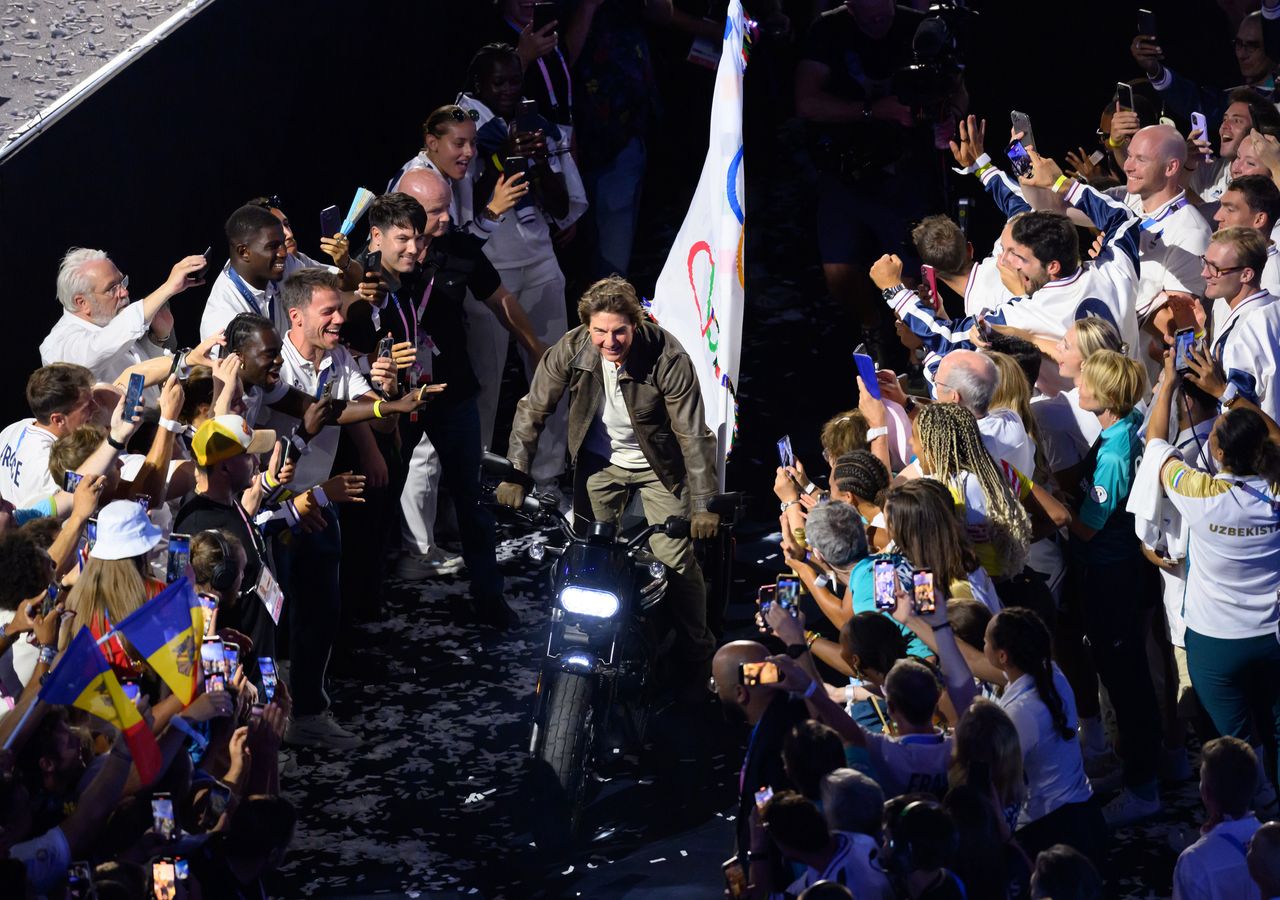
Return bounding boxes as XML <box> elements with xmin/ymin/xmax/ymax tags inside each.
<box><xmin>714</xmin><ymin>641</ymin><xmax>808</xmax><ymax>888</ymax></box>
<box><xmin>1109</xmin><ymin>124</ymin><xmax>1211</xmax><ymax>323</ymax></box>
<box><xmin>1249</xmin><ymin>821</ymin><xmax>1280</xmax><ymax>898</ymax></box>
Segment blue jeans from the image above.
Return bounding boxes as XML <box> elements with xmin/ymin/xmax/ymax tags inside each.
<box><xmin>272</xmin><ymin>506</ymin><xmax>341</xmax><ymax>717</ymax></box>
<box><xmin>421</xmin><ymin>396</ymin><xmax>502</xmax><ymax>604</ymax></box>
<box><xmin>582</xmin><ymin>136</ymin><xmax>646</xmax><ymax>279</ymax></box>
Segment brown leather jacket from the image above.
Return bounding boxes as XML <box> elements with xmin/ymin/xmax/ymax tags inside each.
<box><xmin>507</xmin><ymin>321</ymin><xmax>718</xmax><ymax>509</ymax></box>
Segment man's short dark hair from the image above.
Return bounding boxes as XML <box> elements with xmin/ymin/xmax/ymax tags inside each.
<box><xmin>1225</xmin><ymin>174</ymin><xmax>1280</xmax><ymax>230</ymax></box>
<box><xmin>912</xmin><ymin>215</ymin><xmax>968</xmax><ymax>276</ymax></box>
<box><xmin>763</xmin><ymin>790</ymin><xmax>830</xmax><ymax>854</ymax></box>
<box><xmin>26</xmin><ymin>363</ymin><xmax>93</xmax><ymax>423</ymax></box>
<box><xmin>1228</xmin><ymin>87</ymin><xmax>1280</xmax><ymax>135</ymax></box>
<box><xmin>988</xmin><ymin>334</ymin><xmax>1042</xmax><ymax>387</ymax></box>
<box><xmin>1200</xmin><ymin>736</ymin><xmax>1258</xmax><ymax>818</ymax></box>
<box><xmin>1032</xmin><ymin>844</ymin><xmax>1103</xmax><ymax>900</ymax></box>
<box><xmin>577</xmin><ymin>276</ymin><xmax>645</xmax><ymax>327</ymax></box>
<box><xmin>0</xmin><ymin>533</ymin><xmax>50</xmax><ymax>611</ymax></box>
<box><xmin>225</xmin><ymin>312</ymin><xmax>275</xmax><ymax>354</ymax></box>
<box><xmin>885</xmin><ymin>796</ymin><xmax>957</xmax><ymax>871</ymax></box>
<box><xmin>783</xmin><ymin>721</ymin><xmax>847</xmax><ymax>801</ymax></box>
<box><xmin>884</xmin><ymin>659</ymin><xmax>941</xmax><ymax>727</ymax></box>
<box><xmin>224</xmin><ymin>204</ymin><xmax>281</xmax><ymax>249</ymax></box>
<box><xmin>282</xmin><ymin>268</ymin><xmax>343</xmax><ymax>312</ymax></box>
<box><xmin>1012</xmin><ymin>212</ymin><xmax>1079</xmax><ymax>273</ymax></box>
<box><xmin>368</xmin><ymin>192</ymin><xmax>427</xmax><ymax>235</ymax></box>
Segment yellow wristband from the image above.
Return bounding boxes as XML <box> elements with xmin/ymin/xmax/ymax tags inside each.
<box><xmin>373</xmin><ymin>399</ymin><xmax>384</xmax><ymax>419</ymax></box>
<box><xmin>974</xmin><ymin>162</ymin><xmax>993</xmax><ymax>178</ymax></box>
<box><xmin>1053</xmin><ymin>175</ymin><xmax>1070</xmax><ymax>193</ymax></box>
<box><xmin>1106</xmin><ymin>135</ymin><xmax>1126</xmax><ymax>149</ymax></box>
<box><xmin>491</xmin><ymin>153</ymin><xmax>505</xmax><ymax>173</ymax></box>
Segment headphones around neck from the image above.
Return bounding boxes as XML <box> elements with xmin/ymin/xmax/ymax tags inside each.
<box><xmin>201</xmin><ymin>530</ymin><xmax>238</xmax><ymax>593</ymax></box>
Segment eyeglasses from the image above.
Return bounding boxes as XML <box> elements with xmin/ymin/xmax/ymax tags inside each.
<box><xmin>98</xmin><ymin>275</ymin><xmax>129</xmax><ymax>296</ymax></box>
<box><xmin>934</xmin><ymin>379</ymin><xmax>962</xmax><ymax>401</ymax></box>
<box><xmin>1200</xmin><ymin>255</ymin><xmax>1246</xmax><ymax>277</ymax></box>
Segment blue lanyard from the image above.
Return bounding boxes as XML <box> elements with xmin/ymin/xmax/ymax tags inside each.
<box><xmin>314</xmin><ymin>367</ymin><xmax>332</xmax><ymax>401</ymax></box>
<box><xmin>226</xmin><ymin>267</ymin><xmax>272</xmax><ymax>321</ymax></box>
<box><xmin>1139</xmin><ymin>196</ymin><xmax>1188</xmax><ymax>232</ymax></box>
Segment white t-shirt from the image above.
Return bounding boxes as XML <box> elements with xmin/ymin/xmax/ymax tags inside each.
<box><xmin>997</xmin><ymin>665</ymin><xmax>1092</xmax><ymax>825</ymax></box>
<box><xmin>259</xmin><ymin>337</ymin><xmax>373</xmax><ymax>491</ymax></box>
<box><xmin>199</xmin><ymin>252</ymin><xmax>332</xmax><ymax>342</ymax></box>
<box><xmin>1107</xmin><ymin>189</ymin><xmax>1210</xmax><ymax>318</ymax></box>
<box><xmin>861</xmin><ymin>730</ymin><xmax>953</xmax><ymax>799</ymax></box>
<box><xmin>978</xmin><ymin>408</ymin><xmax>1036</xmax><ymax>478</ymax></box>
<box><xmin>0</xmin><ymin>418</ymin><xmax>59</xmax><ymax>509</ymax></box>
<box><xmin>786</xmin><ymin>831</ymin><xmax>896</xmax><ymax>900</ymax></box>
<box><xmin>39</xmin><ymin>301</ymin><xmax>166</xmax><ymax>387</ymax></box>
<box><xmin>1173</xmin><ymin>815</ymin><xmax>1261</xmax><ymax>900</ymax></box>
<box><xmin>583</xmin><ymin>358</ymin><xmax>648</xmax><ymax>469</ymax></box>
<box><xmin>9</xmin><ymin>825</ymin><xmax>70</xmax><ymax>893</ymax></box>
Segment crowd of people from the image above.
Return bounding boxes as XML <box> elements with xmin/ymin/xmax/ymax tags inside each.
<box><xmin>9</xmin><ymin>0</ymin><xmax>1280</xmax><ymax>897</ymax></box>
<box><xmin>716</xmin><ymin>1</ymin><xmax>1280</xmax><ymax>899</ymax></box>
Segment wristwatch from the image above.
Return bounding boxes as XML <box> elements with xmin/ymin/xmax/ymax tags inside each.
<box><xmin>1220</xmin><ymin>382</ymin><xmax>1241</xmax><ymax>408</ymax></box>
<box><xmin>880</xmin><ymin>283</ymin><xmax>905</xmax><ymax>303</ymax></box>
<box><xmin>780</xmin><ymin>499</ymin><xmax>799</xmax><ymax>513</ymax></box>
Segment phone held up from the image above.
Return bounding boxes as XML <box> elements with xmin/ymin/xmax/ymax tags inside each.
<box><xmin>1006</xmin><ymin>141</ymin><xmax>1033</xmax><ymax>179</ymax></box>
<box><xmin>739</xmin><ymin>661</ymin><xmax>782</xmax><ymax>687</ymax></box>
<box><xmin>1173</xmin><ymin>327</ymin><xmax>1198</xmax><ymax>374</ymax></box>
<box><xmin>873</xmin><ymin>559</ymin><xmax>897</xmax><ymax>611</ymax></box>
<box><xmin>912</xmin><ymin>568</ymin><xmax>936</xmax><ymax>615</ymax></box>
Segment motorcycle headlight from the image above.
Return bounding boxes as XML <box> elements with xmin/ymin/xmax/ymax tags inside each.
<box><xmin>559</xmin><ymin>586</ymin><xmax>621</xmax><ymax>618</ymax></box>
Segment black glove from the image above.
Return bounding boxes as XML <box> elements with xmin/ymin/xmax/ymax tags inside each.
<box><xmin>496</xmin><ymin>481</ymin><xmax>527</xmax><ymax>509</ymax></box>
<box><xmin>690</xmin><ymin>510</ymin><xmax>720</xmax><ymax>541</ymax></box>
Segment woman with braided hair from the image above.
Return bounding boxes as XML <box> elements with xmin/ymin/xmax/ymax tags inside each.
<box><xmin>831</xmin><ymin>450</ymin><xmax>891</xmax><ymax>551</ymax></box>
<box><xmin>912</xmin><ymin>402</ymin><xmax>1034</xmax><ymax>580</ymax></box>
<box><xmin>985</xmin><ymin>607</ymin><xmax>1104</xmax><ymax>867</ymax></box>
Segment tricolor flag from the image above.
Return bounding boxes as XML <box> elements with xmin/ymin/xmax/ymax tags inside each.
<box><xmin>40</xmin><ymin>627</ymin><xmax>162</xmax><ymax>783</ymax></box>
<box><xmin>112</xmin><ymin>577</ymin><xmax>203</xmax><ymax>706</ymax></box>
<box><xmin>648</xmin><ymin>0</ymin><xmax>756</xmax><ymax>486</ymax></box>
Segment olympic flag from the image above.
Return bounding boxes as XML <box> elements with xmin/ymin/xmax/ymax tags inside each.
<box><xmin>648</xmin><ymin>1</ymin><xmax>755</xmax><ymax>488</ymax></box>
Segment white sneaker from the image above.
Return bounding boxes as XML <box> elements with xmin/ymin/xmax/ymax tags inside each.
<box><xmin>395</xmin><ymin>548</ymin><xmax>465</xmax><ymax>580</ymax></box>
<box><xmin>284</xmin><ymin>711</ymin><xmax>362</xmax><ymax>750</ymax></box>
<box><xmin>1102</xmin><ymin>788</ymin><xmax>1162</xmax><ymax>827</ymax></box>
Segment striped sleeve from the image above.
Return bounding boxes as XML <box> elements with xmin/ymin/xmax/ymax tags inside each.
<box><xmin>1162</xmin><ymin>460</ymin><xmax>1229</xmax><ymax>498</ymax></box>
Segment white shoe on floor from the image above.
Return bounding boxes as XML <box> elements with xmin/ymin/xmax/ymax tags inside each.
<box><xmin>284</xmin><ymin>711</ymin><xmax>362</xmax><ymax>750</ymax></box>
<box><xmin>395</xmin><ymin>547</ymin><xmax>465</xmax><ymax>580</ymax></box>
<box><xmin>1102</xmin><ymin>788</ymin><xmax>1162</xmax><ymax>827</ymax></box>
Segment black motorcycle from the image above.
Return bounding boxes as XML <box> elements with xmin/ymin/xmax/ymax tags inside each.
<box><xmin>483</xmin><ymin>452</ymin><xmax>717</xmax><ymax>850</ymax></box>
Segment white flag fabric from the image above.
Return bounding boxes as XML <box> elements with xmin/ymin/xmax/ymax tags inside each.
<box><xmin>648</xmin><ymin>1</ymin><xmax>755</xmax><ymax>485</ymax></box>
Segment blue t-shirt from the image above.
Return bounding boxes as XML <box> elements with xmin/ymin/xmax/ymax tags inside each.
<box><xmin>1071</xmin><ymin>408</ymin><xmax>1143</xmax><ymax>564</ymax></box>
<box><xmin>848</xmin><ymin>555</ymin><xmax>933</xmax><ymax>660</ymax></box>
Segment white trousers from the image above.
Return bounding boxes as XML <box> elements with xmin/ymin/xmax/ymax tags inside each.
<box><xmin>466</xmin><ymin>254</ymin><xmax>569</xmax><ymax>484</ymax></box>
<box><xmin>400</xmin><ymin>429</ymin><xmax>442</xmax><ymax>555</ymax></box>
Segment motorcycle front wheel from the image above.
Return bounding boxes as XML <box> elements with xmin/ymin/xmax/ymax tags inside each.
<box><xmin>530</xmin><ymin>669</ymin><xmax>596</xmax><ymax>852</ymax></box>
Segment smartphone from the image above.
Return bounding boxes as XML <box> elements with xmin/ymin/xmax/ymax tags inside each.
<box><xmin>853</xmin><ymin>352</ymin><xmax>882</xmax><ymax>400</ymax></box>
<box><xmin>921</xmin><ymin>263</ymin><xmax>940</xmax><ymax>310</ymax></box>
<box><xmin>63</xmin><ymin>470</ymin><xmax>83</xmax><ymax>494</ymax></box>
<box><xmin>504</xmin><ymin>155</ymin><xmax>530</xmax><ymax>175</ymax></box>
<box><xmin>956</xmin><ymin>197</ymin><xmax>972</xmax><ymax>238</ymax></box>
<box><xmin>1006</xmin><ymin>140</ymin><xmax>1033</xmax><ymax>179</ymax></box>
<box><xmin>532</xmin><ymin>1</ymin><xmax>557</xmax><ymax>32</ymax></box>
<box><xmin>912</xmin><ymin>568</ymin><xmax>936</xmax><ymax>615</ymax></box>
<box><xmin>775</xmin><ymin>575</ymin><xmax>801</xmax><ymax>617</ymax></box>
<box><xmin>1173</xmin><ymin>327</ymin><xmax>1197</xmax><ymax>374</ymax></box>
<box><xmin>123</xmin><ymin>371</ymin><xmax>146</xmax><ymax>421</ymax></box>
<box><xmin>122</xmin><ymin>681</ymin><xmax>141</xmax><ymax>703</ymax></box>
<box><xmin>201</xmin><ymin>637</ymin><xmax>226</xmax><ymax>692</ymax></box>
<box><xmin>166</xmin><ymin>534</ymin><xmax>191</xmax><ymax>584</ymax></box>
<box><xmin>86</xmin><ymin>518</ymin><xmax>97</xmax><ymax>554</ymax></box>
<box><xmin>195</xmin><ymin>592</ymin><xmax>218</xmax><ymax>636</ymax></box>
<box><xmin>175</xmin><ymin>857</ymin><xmax>189</xmax><ymax>881</ymax></box>
<box><xmin>756</xmin><ymin>583</ymin><xmax>777</xmax><ymax>617</ymax></box>
<box><xmin>282</xmin><ymin>428</ymin><xmax>304</xmax><ymax>466</ymax></box>
<box><xmin>135</xmin><ymin>493</ymin><xmax>151</xmax><ymax>513</ymax></box>
<box><xmin>206</xmin><ymin>782</ymin><xmax>232</xmax><ymax>817</ymax></box>
<box><xmin>363</xmin><ymin>250</ymin><xmax>382</xmax><ymax>280</ymax></box>
<box><xmin>193</xmin><ymin>245</ymin><xmax>212</xmax><ymax>283</ymax></box>
<box><xmin>66</xmin><ymin>861</ymin><xmax>94</xmax><ymax>899</ymax></box>
<box><xmin>210</xmin><ymin>342</ymin><xmax>223</xmax><ymax>361</ymax></box>
<box><xmin>224</xmin><ymin>644</ymin><xmax>240</xmax><ymax>678</ymax></box>
<box><xmin>874</xmin><ymin>559</ymin><xmax>897</xmax><ymax>611</ymax></box>
<box><xmin>776</xmin><ymin>434</ymin><xmax>795</xmax><ymax>469</ymax></box>
<box><xmin>1190</xmin><ymin>112</ymin><xmax>1212</xmax><ymax>159</ymax></box>
<box><xmin>259</xmin><ymin>656</ymin><xmax>278</xmax><ymax>703</ymax></box>
<box><xmin>41</xmin><ymin>583</ymin><xmax>58</xmax><ymax>616</ymax></box>
<box><xmin>152</xmin><ymin>794</ymin><xmax>176</xmax><ymax>839</ymax></box>
<box><xmin>739</xmin><ymin>661</ymin><xmax>782</xmax><ymax>686</ymax></box>
<box><xmin>1137</xmin><ymin>7</ymin><xmax>1157</xmax><ymax>37</ymax></box>
<box><xmin>1010</xmin><ymin>109</ymin><xmax>1035</xmax><ymax>149</ymax></box>
<box><xmin>754</xmin><ymin>785</ymin><xmax>774</xmax><ymax>812</ymax></box>
<box><xmin>977</xmin><ymin>314</ymin><xmax>997</xmax><ymax>343</ymax></box>
<box><xmin>320</xmin><ymin>204</ymin><xmax>342</xmax><ymax>239</ymax></box>
<box><xmin>1115</xmin><ymin>81</ymin><xmax>1135</xmax><ymax>112</ymax></box>
<box><xmin>722</xmin><ymin>856</ymin><xmax>749</xmax><ymax>899</ymax></box>
<box><xmin>152</xmin><ymin>858</ymin><xmax>175</xmax><ymax>898</ymax></box>
<box><xmin>517</xmin><ymin>97</ymin><xmax>541</xmax><ymax>132</ymax></box>
<box><xmin>377</xmin><ymin>333</ymin><xmax>395</xmax><ymax>360</ymax></box>
<box><xmin>1088</xmin><ymin>149</ymin><xmax>1106</xmax><ymax>166</ymax></box>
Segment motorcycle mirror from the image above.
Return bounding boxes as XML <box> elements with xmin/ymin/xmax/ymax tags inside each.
<box><xmin>663</xmin><ymin>516</ymin><xmax>691</xmax><ymax>539</ymax></box>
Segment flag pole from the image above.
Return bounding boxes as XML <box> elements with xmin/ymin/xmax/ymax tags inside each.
<box><xmin>2</xmin><ymin>701</ymin><xmax>38</xmax><ymax>750</ymax></box>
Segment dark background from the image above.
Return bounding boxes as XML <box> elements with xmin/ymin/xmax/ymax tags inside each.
<box><xmin>0</xmin><ymin>0</ymin><xmax>1241</xmax><ymax>430</ymax></box>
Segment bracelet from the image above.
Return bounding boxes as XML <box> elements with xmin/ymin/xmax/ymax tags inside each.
<box><xmin>1052</xmin><ymin>174</ymin><xmax>1070</xmax><ymax>194</ymax></box>
<box><xmin>866</xmin><ymin>426</ymin><xmax>889</xmax><ymax>441</ymax></box>
<box><xmin>974</xmin><ymin>161</ymin><xmax>993</xmax><ymax>179</ymax></box>
<box><xmin>106</xmin><ymin>434</ymin><xmax>126</xmax><ymax>451</ymax></box>
<box><xmin>803</xmin><ymin>481</ymin><xmax>818</xmax><ymax>496</ymax></box>
<box><xmin>932</xmin><ymin>621</ymin><xmax>951</xmax><ymax>631</ymax></box>
<box><xmin>158</xmin><ymin>417</ymin><xmax>184</xmax><ymax>434</ymax></box>
<box><xmin>373</xmin><ymin>399</ymin><xmax>384</xmax><ymax>419</ymax></box>
<box><xmin>170</xmin><ymin>715</ymin><xmax>209</xmax><ymax>750</ymax></box>
<box><xmin>805</xmin><ymin>630</ymin><xmax>820</xmax><ymax>648</ymax></box>
<box><xmin>1106</xmin><ymin>134</ymin><xmax>1127</xmax><ymax>149</ymax></box>
<box><xmin>802</xmin><ymin>679</ymin><xmax>819</xmax><ymax>700</ymax></box>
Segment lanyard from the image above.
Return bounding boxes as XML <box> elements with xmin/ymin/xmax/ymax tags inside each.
<box><xmin>314</xmin><ymin>367</ymin><xmax>332</xmax><ymax>400</ymax></box>
<box><xmin>739</xmin><ymin>718</ymin><xmax>764</xmax><ymax>792</ymax></box>
<box><xmin>388</xmin><ymin>276</ymin><xmax>435</xmax><ymax>348</ymax></box>
<box><xmin>226</xmin><ymin>267</ymin><xmax>272</xmax><ymax>321</ymax></box>
<box><xmin>505</xmin><ymin>18</ymin><xmax>574</xmax><ymax>113</ymax></box>
<box><xmin>231</xmin><ymin>499</ymin><xmax>268</xmax><ymax>562</ymax></box>
<box><xmin>1138</xmin><ymin>196</ymin><xmax>1188</xmax><ymax>232</ymax></box>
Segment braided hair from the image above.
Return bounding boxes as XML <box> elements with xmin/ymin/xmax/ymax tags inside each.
<box><xmin>916</xmin><ymin>403</ymin><xmax>1031</xmax><ymax>575</ymax></box>
<box><xmin>832</xmin><ymin>450</ymin><xmax>889</xmax><ymax>505</ymax></box>
<box><xmin>990</xmin><ymin>608</ymin><xmax>1075</xmax><ymax>741</ymax></box>
<box><xmin>225</xmin><ymin>312</ymin><xmax>274</xmax><ymax>355</ymax></box>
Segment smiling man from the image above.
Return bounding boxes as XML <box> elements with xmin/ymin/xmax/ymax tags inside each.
<box><xmin>499</xmin><ymin>275</ymin><xmax>720</xmax><ymax>683</ymax></box>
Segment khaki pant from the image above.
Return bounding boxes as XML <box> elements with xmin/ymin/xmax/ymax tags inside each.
<box><xmin>573</xmin><ymin>453</ymin><xmax>715</xmax><ymax>662</ymax></box>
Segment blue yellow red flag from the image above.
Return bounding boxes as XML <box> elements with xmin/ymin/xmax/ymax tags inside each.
<box><xmin>111</xmin><ymin>577</ymin><xmax>202</xmax><ymax>705</ymax></box>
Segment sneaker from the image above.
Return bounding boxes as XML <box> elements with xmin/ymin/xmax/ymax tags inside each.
<box><xmin>1088</xmin><ymin>769</ymin><xmax>1123</xmax><ymax>796</ymax></box>
<box><xmin>1102</xmin><ymin>788</ymin><xmax>1162</xmax><ymax>827</ymax></box>
<box><xmin>284</xmin><ymin>711</ymin><xmax>363</xmax><ymax>750</ymax></box>
<box><xmin>395</xmin><ymin>547</ymin><xmax>465</xmax><ymax>580</ymax></box>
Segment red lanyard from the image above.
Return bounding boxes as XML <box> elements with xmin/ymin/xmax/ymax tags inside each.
<box><xmin>389</xmin><ymin>276</ymin><xmax>434</xmax><ymax>347</ymax></box>
<box><xmin>505</xmin><ymin>18</ymin><xmax>573</xmax><ymax>114</ymax></box>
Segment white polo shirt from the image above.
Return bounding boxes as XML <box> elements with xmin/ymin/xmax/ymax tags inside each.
<box><xmin>259</xmin><ymin>335</ymin><xmax>373</xmax><ymax>491</ymax></box>
<box><xmin>0</xmin><ymin>418</ymin><xmax>59</xmax><ymax>508</ymax></box>
<box><xmin>996</xmin><ymin>664</ymin><xmax>1092</xmax><ymax>826</ymax></box>
<box><xmin>1219</xmin><ymin>295</ymin><xmax>1280</xmax><ymax>423</ymax></box>
<box><xmin>199</xmin><ymin>252</ymin><xmax>332</xmax><ymax>342</ymax></box>
<box><xmin>1173</xmin><ymin>815</ymin><xmax>1261</xmax><ymax>900</ymax></box>
<box><xmin>39</xmin><ymin>301</ymin><xmax>166</xmax><ymax>386</ymax></box>
<box><xmin>1157</xmin><ymin>444</ymin><xmax>1280</xmax><ymax>640</ymax></box>
<box><xmin>978</xmin><ymin>408</ymin><xmax>1036</xmax><ymax>478</ymax></box>
<box><xmin>1108</xmin><ymin>189</ymin><xmax>1210</xmax><ymax>319</ymax></box>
